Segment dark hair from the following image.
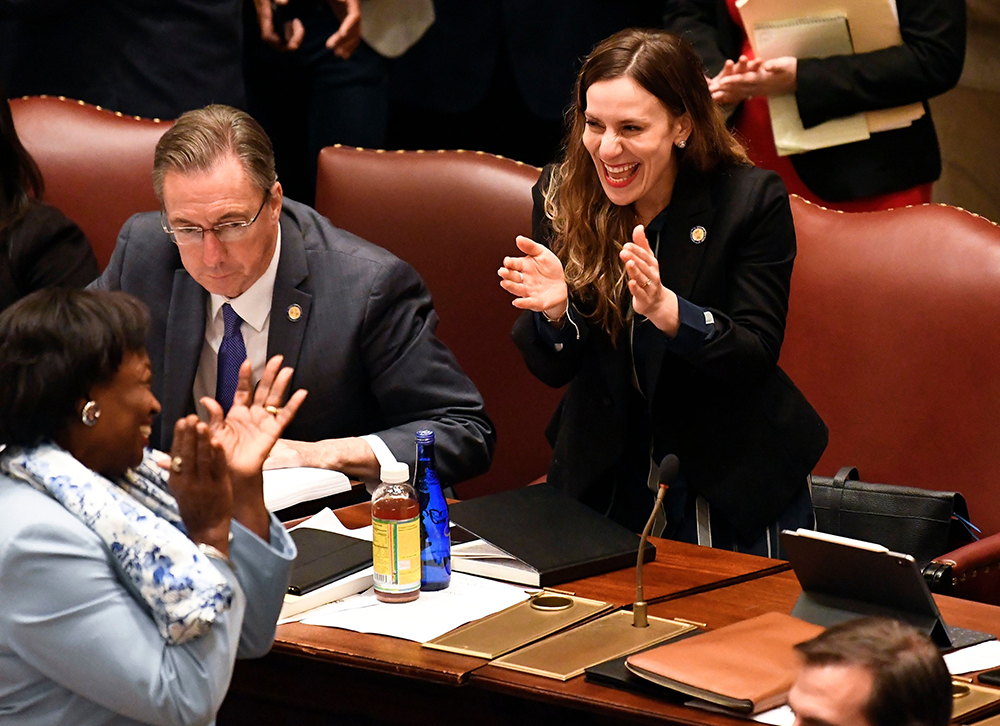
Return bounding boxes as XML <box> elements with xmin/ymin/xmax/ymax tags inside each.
<box><xmin>152</xmin><ymin>104</ymin><xmax>277</xmax><ymax>201</ymax></box>
<box><xmin>0</xmin><ymin>288</ymin><xmax>150</xmax><ymax>447</ymax></box>
<box><xmin>795</xmin><ymin>618</ymin><xmax>952</xmax><ymax>726</ymax></box>
<box><xmin>0</xmin><ymin>92</ymin><xmax>45</xmax><ymax>235</ymax></box>
<box><xmin>545</xmin><ymin>28</ymin><xmax>748</xmax><ymax>338</ymax></box>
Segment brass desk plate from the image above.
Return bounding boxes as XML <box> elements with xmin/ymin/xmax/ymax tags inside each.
<box><xmin>953</xmin><ymin>681</ymin><xmax>1000</xmax><ymax>722</ymax></box>
<box><xmin>491</xmin><ymin>610</ymin><xmax>696</xmax><ymax>681</ymax></box>
<box><xmin>424</xmin><ymin>593</ymin><xmax>613</xmax><ymax>660</ymax></box>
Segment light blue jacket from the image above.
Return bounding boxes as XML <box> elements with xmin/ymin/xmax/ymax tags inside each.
<box><xmin>0</xmin><ymin>474</ymin><xmax>296</xmax><ymax>725</ymax></box>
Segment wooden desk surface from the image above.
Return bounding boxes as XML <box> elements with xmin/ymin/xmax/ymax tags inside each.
<box><xmin>222</xmin><ymin>508</ymin><xmax>1000</xmax><ymax>726</ymax></box>
<box><xmin>466</xmin><ymin>570</ymin><xmax>1000</xmax><ymax>726</ymax></box>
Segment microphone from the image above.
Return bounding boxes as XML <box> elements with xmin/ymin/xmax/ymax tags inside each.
<box><xmin>633</xmin><ymin>454</ymin><xmax>680</xmax><ymax>628</ymax></box>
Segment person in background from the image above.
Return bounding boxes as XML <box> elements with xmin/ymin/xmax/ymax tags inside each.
<box><xmin>663</xmin><ymin>0</ymin><xmax>966</xmax><ymax>212</ymax></box>
<box><xmin>95</xmin><ymin>104</ymin><xmax>494</xmax><ymax>486</ymax></box>
<box><xmin>500</xmin><ymin>29</ymin><xmax>827</xmax><ymax>556</ymax></box>
<box><xmin>0</xmin><ymin>287</ymin><xmax>304</xmax><ymax>725</ymax></box>
<box><xmin>790</xmin><ymin>618</ymin><xmax>952</xmax><ymax>726</ymax></box>
<box><xmin>0</xmin><ymin>93</ymin><xmax>98</xmax><ymax>314</ymax></box>
<box><xmin>387</xmin><ymin>0</ymin><xmax>663</xmax><ymax>168</ymax></box>
<box><xmin>1</xmin><ymin>1</ymin><xmax>246</xmax><ymax>120</ymax></box>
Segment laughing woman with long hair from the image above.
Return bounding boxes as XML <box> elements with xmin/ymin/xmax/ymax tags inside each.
<box><xmin>500</xmin><ymin>29</ymin><xmax>827</xmax><ymax>556</ymax></box>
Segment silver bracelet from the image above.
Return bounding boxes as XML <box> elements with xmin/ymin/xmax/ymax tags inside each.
<box><xmin>198</xmin><ymin>542</ymin><xmax>236</xmax><ymax>573</ymax></box>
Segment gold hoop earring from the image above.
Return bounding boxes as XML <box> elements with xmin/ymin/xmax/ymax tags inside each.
<box><xmin>81</xmin><ymin>400</ymin><xmax>101</xmax><ymax>427</ymax></box>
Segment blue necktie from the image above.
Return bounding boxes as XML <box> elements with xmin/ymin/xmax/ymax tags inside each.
<box><xmin>216</xmin><ymin>303</ymin><xmax>247</xmax><ymax>414</ymax></box>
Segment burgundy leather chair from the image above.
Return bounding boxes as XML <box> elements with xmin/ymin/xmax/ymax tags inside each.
<box><xmin>10</xmin><ymin>96</ymin><xmax>170</xmax><ymax>270</ymax></box>
<box><xmin>782</xmin><ymin>197</ymin><xmax>1000</xmax><ymax>602</ymax></box>
<box><xmin>315</xmin><ymin>147</ymin><xmax>559</xmax><ymax>500</ymax></box>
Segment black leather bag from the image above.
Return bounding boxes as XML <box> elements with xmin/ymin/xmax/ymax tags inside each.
<box><xmin>811</xmin><ymin>466</ymin><xmax>975</xmax><ymax>566</ymax></box>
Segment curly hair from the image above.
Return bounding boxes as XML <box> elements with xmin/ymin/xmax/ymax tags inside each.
<box><xmin>0</xmin><ymin>288</ymin><xmax>149</xmax><ymax>447</ymax></box>
<box><xmin>545</xmin><ymin>29</ymin><xmax>748</xmax><ymax>338</ymax></box>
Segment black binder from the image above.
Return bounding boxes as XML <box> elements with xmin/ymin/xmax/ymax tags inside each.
<box><xmin>287</xmin><ymin>527</ymin><xmax>373</xmax><ymax>596</ymax></box>
<box><xmin>781</xmin><ymin>530</ymin><xmax>993</xmax><ymax>650</ymax></box>
<box><xmin>449</xmin><ymin>484</ymin><xmax>655</xmax><ymax>587</ymax></box>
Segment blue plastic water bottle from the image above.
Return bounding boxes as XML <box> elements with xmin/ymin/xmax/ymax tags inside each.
<box><xmin>413</xmin><ymin>429</ymin><xmax>450</xmax><ymax>590</ymax></box>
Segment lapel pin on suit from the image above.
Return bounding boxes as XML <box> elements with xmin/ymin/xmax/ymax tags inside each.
<box><xmin>287</xmin><ymin>304</ymin><xmax>302</xmax><ymax>321</ymax></box>
<box><xmin>690</xmin><ymin>226</ymin><xmax>707</xmax><ymax>244</ymax></box>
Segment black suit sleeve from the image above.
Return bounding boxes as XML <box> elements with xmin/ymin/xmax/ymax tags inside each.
<box><xmin>795</xmin><ymin>0</ymin><xmax>965</xmax><ymax>128</ymax></box>
<box><xmin>512</xmin><ymin>166</ymin><xmax>594</xmax><ymax>390</ymax></box>
<box><xmin>360</xmin><ymin>256</ymin><xmax>495</xmax><ymax>485</ymax></box>
<box><xmin>682</xmin><ymin>170</ymin><xmax>794</xmax><ymax>385</ymax></box>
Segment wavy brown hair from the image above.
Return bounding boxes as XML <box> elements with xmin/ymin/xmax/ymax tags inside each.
<box><xmin>545</xmin><ymin>29</ymin><xmax>748</xmax><ymax>338</ymax></box>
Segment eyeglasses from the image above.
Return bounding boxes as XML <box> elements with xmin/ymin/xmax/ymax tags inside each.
<box><xmin>161</xmin><ymin>191</ymin><xmax>270</xmax><ymax>246</ymax></box>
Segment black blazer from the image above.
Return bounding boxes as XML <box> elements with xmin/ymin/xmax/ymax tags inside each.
<box><xmin>513</xmin><ymin>164</ymin><xmax>827</xmax><ymax>542</ymax></box>
<box><xmin>663</xmin><ymin>0</ymin><xmax>966</xmax><ymax>201</ymax></box>
<box><xmin>0</xmin><ymin>199</ymin><xmax>98</xmax><ymax>314</ymax></box>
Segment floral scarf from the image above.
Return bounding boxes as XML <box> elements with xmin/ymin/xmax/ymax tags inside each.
<box><xmin>1</xmin><ymin>443</ymin><xmax>233</xmax><ymax>644</ymax></box>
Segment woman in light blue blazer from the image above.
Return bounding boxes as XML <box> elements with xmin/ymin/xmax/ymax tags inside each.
<box><xmin>0</xmin><ymin>288</ymin><xmax>306</xmax><ymax>726</ymax></box>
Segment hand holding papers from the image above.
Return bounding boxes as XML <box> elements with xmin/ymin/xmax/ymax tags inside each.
<box><xmin>735</xmin><ymin>0</ymin><xmax>926</xmax><ymax>154</ymax></box>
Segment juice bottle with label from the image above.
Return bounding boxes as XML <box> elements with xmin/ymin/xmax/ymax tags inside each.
<box><xmin>371</xmin><ymin>462</ymin><xmax>421</xmax><ymax>603</ymax></box>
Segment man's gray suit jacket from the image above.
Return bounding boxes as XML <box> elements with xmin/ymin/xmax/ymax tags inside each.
<box><xmin>95</xmin><ymin>199</ymin><xmax>495</xmax><ymax>485</ymax></box>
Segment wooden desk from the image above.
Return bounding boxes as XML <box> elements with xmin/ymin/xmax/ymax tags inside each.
<box><xmin>219</xmin><ymin>505</ymin><xmax>788</xmax><ymax>725</ymax></box>
<box><xmin>467</xmin><ymin>571</ymin><xmax>1000</xmax><ymax>726</ymax></box>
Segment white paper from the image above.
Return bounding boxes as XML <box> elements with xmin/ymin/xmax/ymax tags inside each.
<box><xmin>291</xmin><ymin>507</ymin><xmax>373</xmax><ymax>541</ymax></box>
<box><xmin>263</xmin><ymin>467</ymin><xmax>351</xmax><ymax>512</ymax></box>
<box><xmin>301</xmin><ymin>572</ymin><xmax>530</xmax><ymax>642</ymax></box>
<box><xmin>754</xmin><ymin>705</ymin><xmax>796</xmax><ymax>726</ymax></box>
<box><xmin>944</xmin><ymin>640</ymin><xmax>1000</xmax><ymax>675</ymax></box>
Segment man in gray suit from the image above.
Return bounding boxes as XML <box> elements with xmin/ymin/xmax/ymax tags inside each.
<box><xmin>95</xmin><ymin>104</ymin><xmax>494</xmax><ymax>485</ymax></box>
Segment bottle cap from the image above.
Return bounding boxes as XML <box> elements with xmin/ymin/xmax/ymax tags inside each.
<box><xmin>415</xmin><ymin>429</ymin><xmax>435</xmax><ymax>444</ymax></box>
<box><xmin>381</xmin><ymin>461</ymin><xmax>410</xmax><ymax>484</ymax></box>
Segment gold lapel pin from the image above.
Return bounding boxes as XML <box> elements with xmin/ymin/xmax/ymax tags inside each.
<box><xmin>287</xmin><ymin>304</ymin><xmax>302</xmax><ymax>321</ymax></box>
<box><xmin>690</xmin><ymin>226</ymin><xmax>707</xmax><ymax>244</ymax></box>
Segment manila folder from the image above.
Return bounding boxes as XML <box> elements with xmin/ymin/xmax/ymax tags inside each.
<box><xmin>755</xmin><ymin>15</ymin><xmax>870</xmax><ymax>155</ymax></box>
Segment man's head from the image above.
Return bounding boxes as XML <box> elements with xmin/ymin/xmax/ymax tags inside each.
<box><xmin>789</xmin><ymin>618</ymin><xmax>951</xmax><ymax>726</ymax></box>
<box><xmin>154</xmin><ymin>105</ymin><xmax>282</xmax><ymax>298</ymax></box>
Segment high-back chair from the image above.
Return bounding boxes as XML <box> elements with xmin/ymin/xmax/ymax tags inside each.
<box><xmin>781</xmin><ymin>198</ymin><xmax>1000</xmax><ymax>602</ymax></box>
<box><xmin>10</xmin><ymin>96</ymin><xmax>170</xmax><ymax>270</ymax></box>
<box><xmin>315</xmin><ymin>147</ymin><xmax>557</xmax><ymax>499</ymax></box>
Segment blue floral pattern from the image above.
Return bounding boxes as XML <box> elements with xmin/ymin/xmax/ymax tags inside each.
<box><xmin>1</xmin><ymin>443</ymin><xmax>233</xmax><ymax>644</ymax></box>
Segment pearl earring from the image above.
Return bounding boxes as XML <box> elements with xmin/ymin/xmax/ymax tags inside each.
<box><xmin>81</xmin><ymin>400</ymin><xmax>101</xmax><ymax>427</ymax></box>
<box><xmin>677</xmin><ymin>139</ymin><xmax>687</xmax><ymax>149</ymax></box>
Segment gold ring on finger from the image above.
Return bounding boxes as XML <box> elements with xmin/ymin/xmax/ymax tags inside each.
<box><xmin>170</xmin><ymin>456</ymin><xmax>183</xmax><ymax>474</ymax></box>
<box><xmin>518</xmin><ymin>272</ymin><xmax>524</xmax><ymax>284</ymax></box>
<box><xmin>642</xmin><ymin>278</ymin><xmax>653</xmax><ymax>289</ymax></box>
<box><xmin>265</xmin><ymin>405</ymin><xmax>281</xmax><ymax>416</ymax></box>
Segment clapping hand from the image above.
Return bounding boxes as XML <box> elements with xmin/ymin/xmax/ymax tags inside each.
<box><xmin>202</xmin><ymin>356</ymin><xmax>308</xmax><ymax>538</ymax></box>
<box><xmin>498</xmin><ymin>235</ymin><xmax>570</xmax><ymax>323</ymax></box>
<box><xmin>621</xmin><ymin>225</ymin><xmax>680</xmax><ymax>336</ymax></box>
<box><xmin>709</xmin><ymin>55</ymin><xmax>797</xmax><ymax>104</ymax></box>
<box><xmin>203</xmin><ymin>356</ymin><xmax>307</xmax><ymax>481</ymax></box>
<box><xmin>169</xmin><ymin>416</ymin><xmax>233</xmax><ymax>555</ymax></box>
